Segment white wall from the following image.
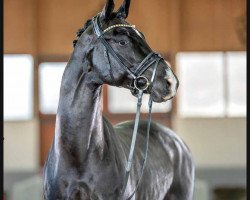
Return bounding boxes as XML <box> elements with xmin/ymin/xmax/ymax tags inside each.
<box><xmin>173</xmin><ymin>117</ymin><xmax>246</xmax><ymax>168</ymax></box>
<box><xmin>3</xmin><ymin>116</ymin><xmax>246</xmax><ymax>171</ymax></box>
<box><xmin>4</xmin><ymin>118</ymin><xmax>40</xmax><ymax>172</ymax></box>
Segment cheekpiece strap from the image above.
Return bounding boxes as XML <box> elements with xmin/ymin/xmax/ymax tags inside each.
<box><xmin>92</xmin><ymin>15</ymin><xmax>102</xmax><ymax>37</ymax></box>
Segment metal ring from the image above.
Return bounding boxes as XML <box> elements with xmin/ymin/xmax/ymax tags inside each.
<box><xmin>134</xmin><ymin>76</ymin><xmax>150</xmax><ymax>91</ymax></box>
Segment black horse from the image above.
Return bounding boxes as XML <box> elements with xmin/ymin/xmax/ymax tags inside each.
<box><xmin>43</xmin><ymin>0</ymin><xmax>195</xmax><ymax>199</ymax></box>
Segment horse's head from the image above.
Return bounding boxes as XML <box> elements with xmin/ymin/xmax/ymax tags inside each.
<box><xmin>75</xmin><ymin>0</ymin><xmax>179</xmax><ymax>102</ymax></box>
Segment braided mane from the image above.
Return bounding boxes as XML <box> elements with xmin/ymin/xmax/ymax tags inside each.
<box><xmin>73</xmin><ymin>19</ymin><xmax>92</xmax><ymax>47</ymax></box>
<box><xmin>72</xmin><ymin>12</ymin><xmax>119</xmax><ymax>47</ymax></box>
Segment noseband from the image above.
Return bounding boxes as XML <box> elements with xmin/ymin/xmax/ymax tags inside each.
<box><xmin>92</xmin><ymin>14</ymin><xmax>164</xmax><ymax>199</ymax></box>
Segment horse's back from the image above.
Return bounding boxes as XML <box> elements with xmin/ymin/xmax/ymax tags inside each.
<box><xmin>114</xmin><ymin>119</ymin><xmax>191</xmax><ymax>157</ymax></box>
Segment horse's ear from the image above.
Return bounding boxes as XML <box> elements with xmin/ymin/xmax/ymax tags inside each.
<box><xmin>116</xmin><ymin>0</ymin><xmax>131</xmax><ymax>19</ymax></box>
<box><xmin>100</xmin><ymin>0</ymin><xmax>115</xmax><ymax>21</ymax></box>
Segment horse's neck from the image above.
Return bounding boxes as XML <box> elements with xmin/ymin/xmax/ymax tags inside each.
<box><xmin>55</xmin><ymin>55</ymin><xmax>105</xmax><ymax>162</ymax></box>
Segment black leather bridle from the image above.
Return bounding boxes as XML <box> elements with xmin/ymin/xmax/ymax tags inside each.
<box><xmin>92</xmin><ymin>14</ymin><xmax>164</xmax><ymax>200</ymax></box>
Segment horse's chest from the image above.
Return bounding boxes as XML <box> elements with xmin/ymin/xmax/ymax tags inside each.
<box><xmin>49</xmin><ymin>170</ymin><xmax>120</xmax><ymax>200</ymax></box>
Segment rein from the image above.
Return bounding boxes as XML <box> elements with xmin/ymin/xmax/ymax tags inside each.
<box><xmin>92</xmin><ymin>14</ymin><xmax>163</xmax><ymax>199</ymax></box>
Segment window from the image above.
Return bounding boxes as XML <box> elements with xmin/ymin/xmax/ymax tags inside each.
<box><xmin>38</xmin><ymin>63</ymin><xmax>172</xmax><ymax>115</ymax></box>
<box><xmin>4</xmin><ymin>54</ymin><xmax>34</xmax><ymax>121</ymax></box>
<box><xmin>39</xmin><ymin>62</ymin><xmax>67</xmax><ymax>114</ymax></box>
<box><xmin>226</xmin><ymin>52</ymin><xmax>246</xmax><ymax>117</ymax></box>
<box><xmin>108</xmin><ymin>86</ymin><xmax>172</xmax><ymax>113</ymax></box>
<box><xmin>176</xmin><ymin>51</ymin><xmax>246</xmax><ymax>117</ymax></box>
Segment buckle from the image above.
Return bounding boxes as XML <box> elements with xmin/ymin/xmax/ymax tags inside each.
<box><xmin>134</xmin><ymin>76</ymin><xmax>149</xmax><ymax>91</ymax></box>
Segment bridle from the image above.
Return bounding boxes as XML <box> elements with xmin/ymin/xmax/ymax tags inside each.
<box><xmin>92</xmin><ymin>14</ymin><xmax>164</xmax><ymax>200</ymax></box>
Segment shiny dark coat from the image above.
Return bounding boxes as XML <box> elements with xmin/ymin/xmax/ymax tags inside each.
<box><xmin>43</xmin><ymin>1</ymin><xmax>195</xmax><ymax>199</ymax></box>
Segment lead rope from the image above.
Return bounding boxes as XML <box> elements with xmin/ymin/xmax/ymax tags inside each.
<box><xmin>120</xmin><ymin>58</ymin><xmax>161</xmax><ymax>200</ymax></box>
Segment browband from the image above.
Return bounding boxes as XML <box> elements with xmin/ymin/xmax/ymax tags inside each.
<box><xmin>103</xmin><ymin>24</ymin><xmax>136</xmax><ymax>34</ymax></box>
<box><xmin>92</xmin><ymin>14</ymin><xmax>136</xmax><ymax>37</ymax></box>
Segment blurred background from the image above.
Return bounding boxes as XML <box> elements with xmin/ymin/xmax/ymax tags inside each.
<box><xmin>3</xmin><ymin>0</ymin><xmax>246</xmax><ymax>200</ymax></box>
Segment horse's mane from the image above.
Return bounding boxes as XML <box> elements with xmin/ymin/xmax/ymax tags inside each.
<box><xmin>73</xmin><ymin>19</ymin><xmax>92</xmax><ymax>47</ymax></box>
<box><xmin>73</xmin><ymin>13</ymin><xmax>119</xmax><ymax>47</ymax></box>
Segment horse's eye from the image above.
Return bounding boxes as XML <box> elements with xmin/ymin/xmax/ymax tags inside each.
<box><xmin>118</xmin><ymin>40</ymin><xmax>128</xmax><ymax>46</ymax></box>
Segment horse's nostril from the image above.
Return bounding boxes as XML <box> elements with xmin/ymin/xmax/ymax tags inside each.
<box><xmin>166</xmin><ymin>78</ymin><xmax>172</xmax><ymax>87</ymax></box>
